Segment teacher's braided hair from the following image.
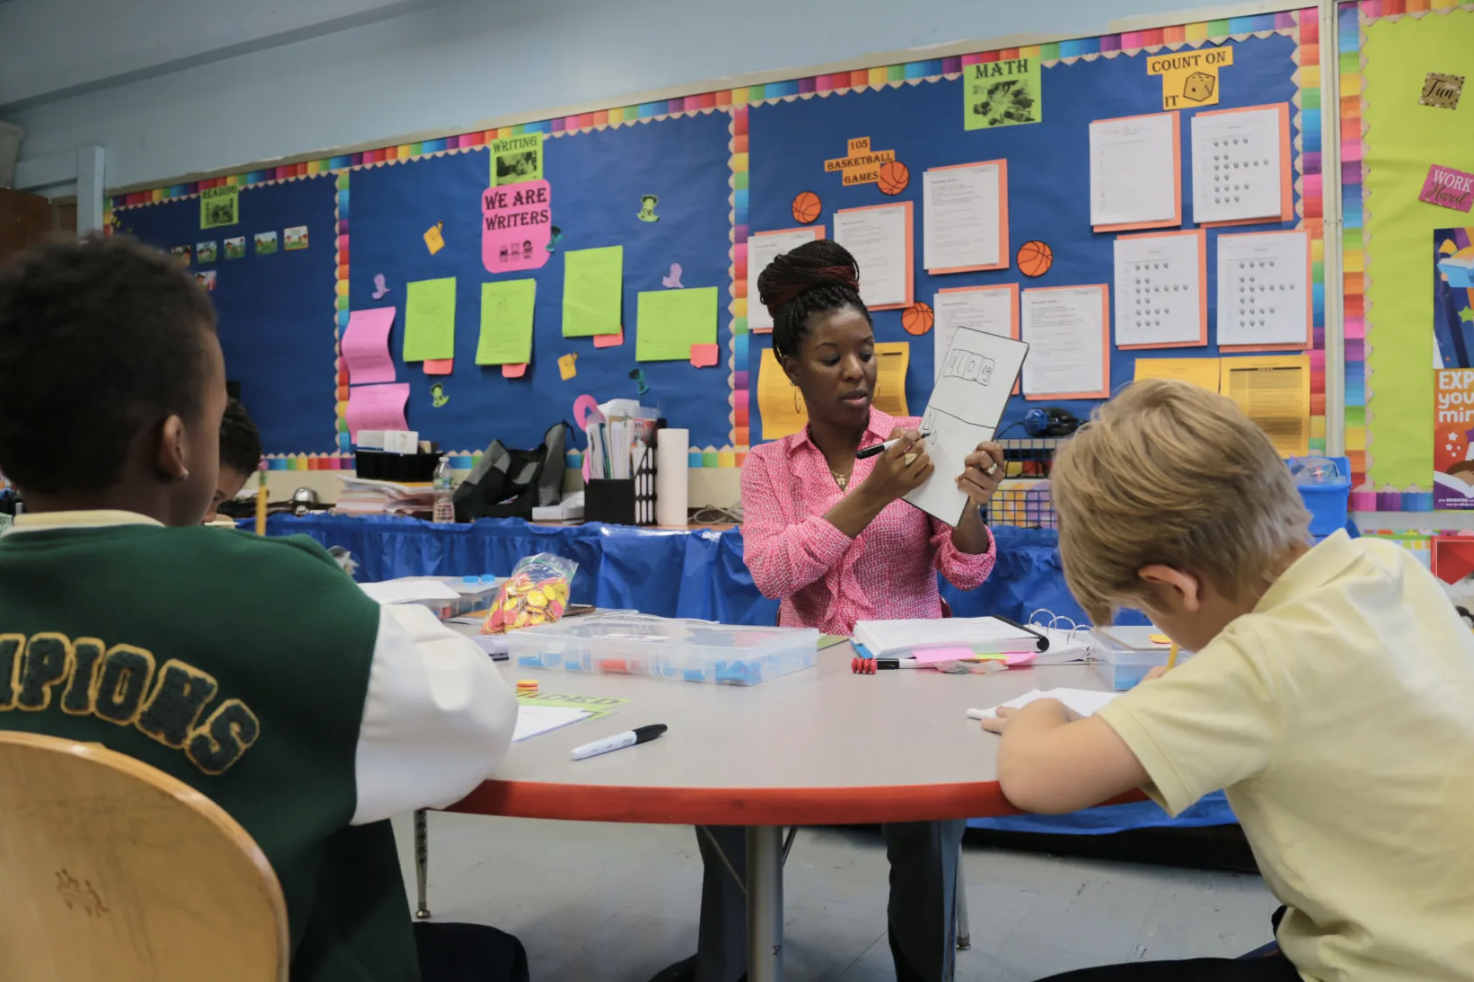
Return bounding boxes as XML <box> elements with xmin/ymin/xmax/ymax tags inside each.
<box><xmin>757</xmin><ymin>239</ymin><xmax>871</xmax><ymax>360</ymax></box>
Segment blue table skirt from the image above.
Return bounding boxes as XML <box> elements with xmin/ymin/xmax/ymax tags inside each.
<box><xmin>266</xmin><ymin>513</ymin><xmax>1218</xmax><ymax>834</ymax></box>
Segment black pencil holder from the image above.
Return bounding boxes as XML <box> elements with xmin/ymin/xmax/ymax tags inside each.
<box><xmin>583</xmin><ymin>452</ymin><xmax>656</xmax><ymax>526</ymax></box>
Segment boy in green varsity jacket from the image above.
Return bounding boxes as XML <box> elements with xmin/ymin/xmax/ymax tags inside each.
<box><xmin>0</xmin><ymin>237</ymin><xmax>520</xmax><ymax>981</ymax></box>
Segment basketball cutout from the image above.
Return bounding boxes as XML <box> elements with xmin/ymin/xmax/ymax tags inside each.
<box><xmin>791</xmin><ymin>191</ymin><xmax>822</xmax><ymax>224</ymax></box>
<box><xmin>877</xmin><ymin>161</ymin><xmax>910</xmax><ymax>196</ymax></box>
<box><xmin>901</xmin><ymin>302</ymin><xmax>934</xmax><ymax>336</ymax></box>
<box><xmin>1017</xmin><ymin>240</ymin><xmax>1054</xmax><ymax>278</ymax></box>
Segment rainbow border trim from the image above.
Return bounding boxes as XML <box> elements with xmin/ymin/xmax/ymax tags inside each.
<box><xmin>113</xmin><ymin>9</ymin><xmax>1308</xmax><ymax>471</ymax></box>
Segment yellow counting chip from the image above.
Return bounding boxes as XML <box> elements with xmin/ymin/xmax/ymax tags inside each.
<box><xmin>1148</xmin><ymin>633</ymin><xmax>1172</xmax><ymax>645</ymax></box>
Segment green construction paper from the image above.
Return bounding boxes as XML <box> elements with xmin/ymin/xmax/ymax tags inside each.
<box><xmin>562</xmin><ymin>246</ymin><xmax>623</xmax><ymax>337</ymax></box>
<box><xmin>963</xmin><ymin>57</ymin><xmax>1042</xmax><ymax>131</ymax></box>
<box><xmin>200</xmin><ymin>185</ymin><xmax>239</xmax><ymax>229</ymax></box>
<box><xmin>635</xmin><ymin>287</ymin><xmax>719</xmax><ymax>362</ymax></box>
<box><xmin>490</xmin><ymin>134</ymin><xmax>543</xmax><ymax>186</ymax></box>
<box><xmin>476</xmin><ymin>279</ymin><xmax>537</xmax><ymax>365</ymax></box>
<box><xmin>1363</xmin><ymin>16</ymin><xmax>1474</xmax><ymax>487</ymax></box>
<box><xmin>403</xmin><ymin>277</ymin><xmax>458</xmax><ymax>362</ymax></box>
<box><xmin>515</xmin><ymin>691</ymin><xmax>627</xmax><ymax>722</ymax></box>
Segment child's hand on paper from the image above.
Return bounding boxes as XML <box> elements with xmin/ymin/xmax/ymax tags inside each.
<box><xmin>957</xmin><ymin>441</ymin><xmax>1006</xmax><ymax>507</ymax></box>
<box><xmin>978</xmin><ymin>698</ymin><xmax>1082</xmax><ymax>735</ymax></box>
<box><xmin>859</xmin><ymin>428</ymin><xmax>933</xmax><ymax>504</ymax></box>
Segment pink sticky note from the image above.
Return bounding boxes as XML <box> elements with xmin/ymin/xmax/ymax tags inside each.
<box><xmin>424</xmin><ymin>358</ymin><xmax>454</xmax><ymax>375</ymax></box>
<box><xmin>690</xmin><ymin>343</ymin><xmax>720</xmax><ymax>368</ymax></box>
<box><xmin>593</xmin><ymin>329</ymin><xmax>625</xmax><ymax>349</ymax></box>
<box><xmin>483</xmin><ymin>180</ymin><xmax>552</xmax><ymax>273</ymax></box>
<box><xmin>911</xmin><ymin>646</ymin><xmax>977</xmax><ymax>666</ymax></box>
<box><xmin>345</xmin><ymin>383</ymin><xmax>410</xmax><ymax>441</ymax></box>
<box><xmin>1419</xmin><ymin>164</ymin><xmax>1474</xmax><ymax>212</ymax></box>
<box><xmin>342</xmin><ymin>308</ymin><xmax>397</xmax><ymax>385</ymax></box>
<box><xmin>502</xmin><ymin>363</ymin><xmax>529</xmax><ymax>378</ymax></box>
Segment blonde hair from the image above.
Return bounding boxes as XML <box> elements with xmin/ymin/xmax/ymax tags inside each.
<box><xmin>1051</xmin><ymin>379</ymin><xmax>1310</xmax><ymax>625</ymax></box>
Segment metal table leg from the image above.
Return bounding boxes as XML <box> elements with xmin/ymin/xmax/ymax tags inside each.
<box><xmin>747</xmin><ymin>826</ymin><xmax>784</xmax><ymax>982</ymax></box>
<box><xmin>414</xmin><ymin>809</ymin><xmax>432</xmax><ymax>920</ymax></box>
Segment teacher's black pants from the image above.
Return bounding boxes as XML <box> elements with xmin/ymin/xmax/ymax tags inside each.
<box><xmin>695</xmin><ymin>819</ymin><xmax>966</xmax><ymax>982</ymax></box>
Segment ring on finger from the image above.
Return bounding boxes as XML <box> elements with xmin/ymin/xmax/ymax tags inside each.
<box><xmin>984</xmin><ymin>463</ymin><xmax>1000</xmax><ymax>476</ymax></box>
<box><xmin>903</xmin><ymin>451</ymin><xmax>920</xmax><ymax>466</ymax></box>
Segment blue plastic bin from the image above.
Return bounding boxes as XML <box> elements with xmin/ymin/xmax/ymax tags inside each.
<box><xmin>1289</xmin><ymin>456</ymin><xmax>1351</xmax><ymax>537</ymax></box>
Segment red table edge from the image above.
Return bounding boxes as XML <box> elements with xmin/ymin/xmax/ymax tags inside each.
<box><xmin>447</xmin><ymin>779</ymin><xmax>1146</xmax><ymax>826</ymax></box>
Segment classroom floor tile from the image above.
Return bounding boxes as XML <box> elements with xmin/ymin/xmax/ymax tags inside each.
<box><xmin>393</xmin><ymin>814</ymin><xmax>1277</xmax><ymax>982</ymax></box>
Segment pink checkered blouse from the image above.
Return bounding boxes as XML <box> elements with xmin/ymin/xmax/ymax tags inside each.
<box><xmin>740</xmin><ymin>407</ymin><xmax>997</xmax><ymax>636</ymax></box>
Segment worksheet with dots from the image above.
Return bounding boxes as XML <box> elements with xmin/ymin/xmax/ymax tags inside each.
<box><xmin>1112</xmin><ymin>229</ymin><xmax>1207</xmax><ymax>348</ymax></box>
<box><xmin>1190</xmin><ymin>105</ymin><xmax>1287</xmax><ymax>225</ymax></box>
<box><xmin>1215</xmin><ymin>230</ymin><xmax>1311</xmax><ymax>347</ymax></box>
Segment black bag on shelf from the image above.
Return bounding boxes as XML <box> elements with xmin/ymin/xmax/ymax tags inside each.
<box><xmin>453</xmin><ymin>422</ymin><xmax>570</xmax><ymax>521</ymax></box>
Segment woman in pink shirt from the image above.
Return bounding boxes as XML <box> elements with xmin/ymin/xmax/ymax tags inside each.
<box><xmin>651</xmin><ymin>241</ymin><xmax>1003</xmax><ymax>982</ymax></box>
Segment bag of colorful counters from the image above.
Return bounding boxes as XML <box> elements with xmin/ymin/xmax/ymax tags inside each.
<box><xmin>480</xmin><ymin>553</ymin><xmax>577</xmax><ymax>634</ymax></box>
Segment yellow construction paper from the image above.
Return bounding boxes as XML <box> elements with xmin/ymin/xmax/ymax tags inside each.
<box><xmin>423</xmin><ymin>222</ymin><xmax>445</xmax><ymax>256</ymax></box>
<box><xmin>1363</xmin><ymin>15</ymin><xmax>1474</xmax><ymax>485</ymax></box>
<box><xmin>475</xmin><ymin>279</ymin><xmax>535</xmax><ymax>366</ymax></box>
<box><xmin>635</xmin><ymin>287</ymin><xmax>719</xmax><ymax>361</ymax></box>
<box><xmin>562</xmin><ymin>246</ymin><xmax>623</xmax><ymax>337</ymax></box>
<box><xmin>1147</xmin><ymin>46</ymin><xmax>1233</xmax><ymax>111</ymax></box>
<box><xmin>873</xmin><ymin>341</ymin><xmax>911</xmax><ymax>418</ymax></box>
<box><xmin>558</xmin><ymin>353</ymin><xmax>578</xmax><ymax>381</ymax></box>
<box><xmin>757</xmin><ymin>348</ymin><xmax>806</xmax><ymax>440</ymax></box>
<box><xmin>1221</xmin><ymin>354</ymin><xmax>1310</xmax><ymax>457</ymax></box>
<box><xmin>757</xmin><ymin>341</ymin><xmax>910</xmax><ymax>441</ymax></box>
<box><xmin>1133</xmin><ymin>357</ymin><xmax>1222</xmax><ymax>392</ymax></box>
<box><xmin>403</xmin><ymin>277</ymin><xmax>457</xmax><ymax>363</ymax></box>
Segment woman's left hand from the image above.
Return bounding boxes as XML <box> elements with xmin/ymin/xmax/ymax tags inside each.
<box><xmin>957</xmin><ymin>441</ymin><xmax>1006</xmax><ymax>507</ymax></box>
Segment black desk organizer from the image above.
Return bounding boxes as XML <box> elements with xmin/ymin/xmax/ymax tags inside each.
<box><xmin>584</xmin><ymin>446</ymin><xmax>657</xmax><ymax>526</ymax></box>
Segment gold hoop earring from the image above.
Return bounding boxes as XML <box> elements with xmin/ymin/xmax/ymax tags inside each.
<box><xmin>792</xmin><ymin>387</ymin><xmax>803</xmax><ymax>413</ymax></box>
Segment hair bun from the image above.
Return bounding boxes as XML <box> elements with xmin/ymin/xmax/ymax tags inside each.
<box><xmin>756</xmin><ymin>239</ymin><xmax>860</xmax><ymax>320</ymax></box>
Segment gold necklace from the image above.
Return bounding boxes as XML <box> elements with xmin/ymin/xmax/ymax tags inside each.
<box><xmin>831</xmin><ymin>469</ymin><xmax>851</xmax><ymax>490</ymax></box>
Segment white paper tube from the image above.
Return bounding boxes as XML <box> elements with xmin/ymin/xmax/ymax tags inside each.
<box><xmin>655</xmin><ymin>428</ymin><xmax>689</xmax><ymax>527</ymax></box>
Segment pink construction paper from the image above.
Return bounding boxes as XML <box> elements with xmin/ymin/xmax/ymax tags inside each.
<box><xmin>911</xmin><ymin>646</ymin><xmax>977</xmax><ymax>666</ymax></box>
<box><xmin>342</xmin><ymin>308</ymin><xmax>397</xmax><ymax>385</ymax></box>
<box><xmin>482</xmin><ymin>180</ymin><xmax>552</xmax><ymax>273</ymax></box>
<box><xmin>689</xmin><ymin>343</ymin><xmax>720</xmax><ymax>368</ymax></box>
<box><xmin>1419</xmin><ymin>164</ymin><xmax>1474</xmax><ymax>213</ymax></box>
<box><xmin>424</xmin><ymin>358</ymin><xmax>453</xmax><ymax>375</ymax></box>
<box><xmin>502</xmin><ymin>363</ymin><xmax>528</xmax><ymax>378</ymax></box>
<box><xmin>345</xmin><ymin>383</ymin><xmax>410</xmax><ymax>441</ymax></box>
<box><xmin>593</xmin><ymin>328</ymin><xmax>625</xmax><ymax>349</ymax></box>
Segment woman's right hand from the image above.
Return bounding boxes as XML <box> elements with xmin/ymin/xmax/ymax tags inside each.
<box><xmin>859</xmin><ymin>428</ymin><xmax>934</xmax><ymax>505</ymax></box>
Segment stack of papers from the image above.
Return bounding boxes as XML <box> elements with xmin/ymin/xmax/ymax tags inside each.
<box><xmin>970</xmin><ymin>687</ymin><xmax>1121</xmax><ymax>719</ymax></box>
<box><xmin>358</xmin><ymin>579</ymin><xmax>462</xmax><ymax>605</ymax></box>
<box><xmin>852</xmin><ymin>617</ymin><xmax>1045</xmax><ymax>657</ymax></box>
<box><xmin>333</xmin><ymin>477</ymin><xmax>438</xmax><ymax>517</ymax></box>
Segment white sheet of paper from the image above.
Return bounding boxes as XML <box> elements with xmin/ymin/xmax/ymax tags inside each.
<box><xmin>1089</xmin><ymin>114</ymin><xmax>1178</xmax><ymax>227</ymax></box>
<box><xmin>933</xmin><ymin>288</ymin><xmax>1015</xmax><ymax>378</ymax></box>
<box><xmin>1215</xmin><ymin>231</ymin><xmax>1309</xmax><ymax>347</ymax></box>
<box><xmin>1113</xmin><ymin>232</ymin><xmax>1204</xmax><ymax>347</ymax></box>
<box><xmin>746</xmin><ymin>227</ymin><xmax>824</xmax><ymax>332</ymax></box>
<box><xmin>1021</xmin><ymin>287</ymin><xmax>1108</xmax><ymax>397</ymax></box>
<box><xmin>923</xmin><ymin>163</ymin><xmax>1003</xmax><ymax>271</ymax></box>
<box><xmin>855</xmin><ymin>616</ymin><xmax>1041</xmax><ymax>657</ymax></box>
<box><xmin>971</xmin><ymin>687</ymin><xmax>1122</xmax><ymax>720</ymax></box>
<box><xmin>359</xmin><ymin>579</ymin><xmax>462</xmax><ymax>605</ymax></box>
<box><xmin>513</xmin><ymin>705</ymin><xmax>592</xmax><ymax>743</ymax></box>
<box><xmin>906</xmin><ymin>329</ymin><xmax>1029</xmax><ymax>524</ymax></box>
<box><xmin>1191</xmin><ymin>107</ymin><xmax>1285</xmax><ymax>224</ymax></box>
<box><xmin>833</xmin><ymin>204</ymin><xmax>910</xmax><ymax>309</ymax></box>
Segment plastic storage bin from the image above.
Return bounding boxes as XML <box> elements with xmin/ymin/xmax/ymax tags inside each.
<box><xmin>506</xmin><ymin>614</ymin><xmax>820</xmax><ymax>685</ymax></box>
<box><xmin>1089</xmin><ymin>626</ymin><xmax>1194</xmax><ymax>690</ymax></box>
<box><xmin>1289</xmin><ymin>455</ymin><xmax>1351</xmax><ymax>538</ymax></box>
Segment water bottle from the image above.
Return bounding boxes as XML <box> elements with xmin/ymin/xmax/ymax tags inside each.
<box><xmin>432</xmin><ymin>455</ymin><xmax>456</xmax><ymax>524</ymax></box>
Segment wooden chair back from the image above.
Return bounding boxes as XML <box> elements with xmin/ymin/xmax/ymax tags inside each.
<box><xmin>0</xmin><ymin>731</ymin><xmax>289</xmax><ymax>982</ymax></box>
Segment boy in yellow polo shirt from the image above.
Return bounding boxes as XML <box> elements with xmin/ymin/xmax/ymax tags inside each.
<box><xmin>981</xmin><ymin>379</ymin><xmax>1474</xmax><ymax>982</ymax></box>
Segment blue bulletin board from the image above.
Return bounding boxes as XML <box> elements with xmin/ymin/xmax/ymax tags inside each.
<box><xmin>111</xmin><ymin>14</ymin><xmax>1318</xmax><ymax>465</ymax></box>
<box><xmin>746</xmin><ymin>32</ymin><xmax>1306</xmax><ymax>441</ymax></box>
<box><xmin>119</xmin><ymin>176</ymin><xmax>340</xmax><ymax>454</ymax></box>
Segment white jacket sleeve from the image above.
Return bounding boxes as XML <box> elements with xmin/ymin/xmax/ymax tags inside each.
<box><xmin>351</xmin><ymin>603</ymin><xmax>518</xmax><ymax>825</ymax></box>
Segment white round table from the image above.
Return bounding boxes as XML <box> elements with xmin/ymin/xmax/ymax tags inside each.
<box><xmin>438</xmin><ymin>638</ymin><xmax>1112</xmax><ymax>981</ymax></box>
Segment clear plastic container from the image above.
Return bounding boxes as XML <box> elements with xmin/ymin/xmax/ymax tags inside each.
<box><xmin>505</xmin><ymin>614</ymin><xmax>820</xmax><ymax>685</ymax></box>
<box><xmin>1089</xmin><ymin>626</ymin><xmax>1195</xmax><ymax>690</ymax></box>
